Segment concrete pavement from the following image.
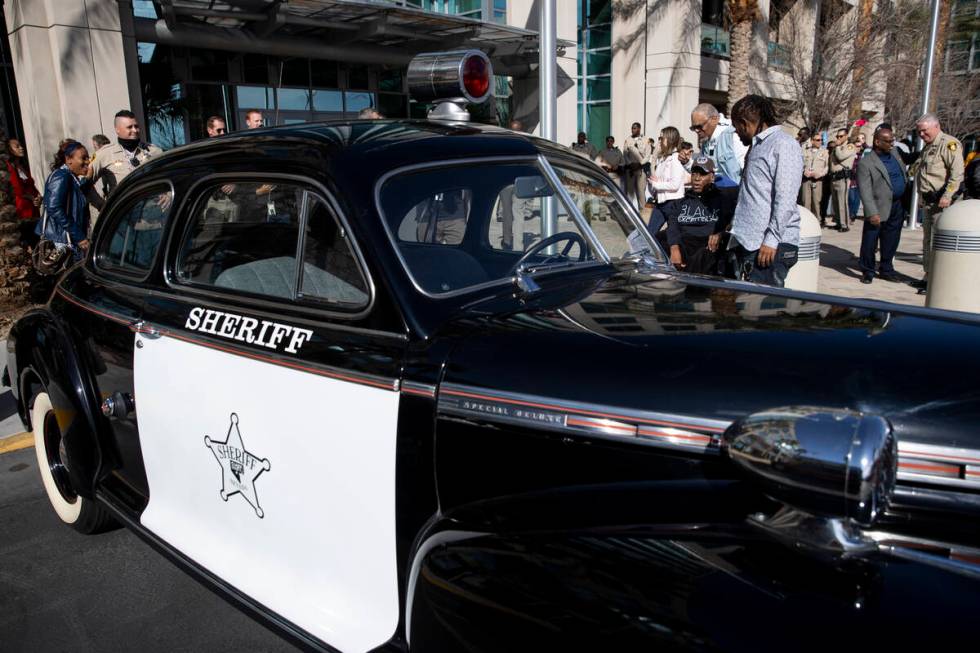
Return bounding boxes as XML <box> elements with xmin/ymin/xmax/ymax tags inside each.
<box><xmin>816</xmin><ymin>220</ymin><xmax>926</xmax><ymax>306</ymax></box>
<box><xmin>0</xmin><ymin>447</ymin><xmax>300</xmax><ymax>653</ymax></box>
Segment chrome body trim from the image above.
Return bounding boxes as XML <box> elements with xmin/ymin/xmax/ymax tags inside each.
<box><xmin>405</xmin><ymin>530</ymin><xmax>487</xmax><ymax>646</ymax></box>
<box><xmin>897</xmin><ymin>440</ymin><xmax>980</xmax><ymax>490</ymax></box>
<box><xmin>438</xmin><ymin>382</ymin><xmax>727</xmax><ymax>454</ymax></box>
<box><xmin>401</xmin><ymin>381</ymin><xmax>437</xmax><ymax>398</ymax></box>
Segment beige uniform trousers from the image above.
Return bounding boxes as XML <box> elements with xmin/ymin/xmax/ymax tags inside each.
<box><xmin>831</xmin><ymin>179</ymin><xmax>850</xmax><ymax>228</ymax></box>
<box><xmin>921</xmin><ymin>203</ymin><xmax>943</xmax><ymax>278</ymax></box>
<box><xmin>800</xmin><ymin>180</ymin><xmax>823</xmax><ymax>217</ymax></box>
<box><xmin>625</xmin><ymin>168</ymin><xmax>646</xmax><ymax>210</ymax></box>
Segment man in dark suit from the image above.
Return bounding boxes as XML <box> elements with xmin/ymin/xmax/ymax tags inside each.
<box><xmin>856</xmin><ymin>126</ymin><xmax>907</xmax><ymax>284</ymax></box>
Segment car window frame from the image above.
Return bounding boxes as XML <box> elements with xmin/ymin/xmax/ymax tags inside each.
<box><xmin>374</xmin><ymin>155</ymin><xmax>614</xmax><ymax>300</ymax></box>
<box><xmin>91</xmin><ymin>179</ymin><xmax>176</xmax><ymax>283</ymax></box>
<box><xmin>165</xmin><ymin>172</ymin><xmax>376</xmax><ymax>321</ymax></box>
<box><xmin>543</xmin><ymin>153</ymin><xmax>667</xmax><ymax>265</ymax></box>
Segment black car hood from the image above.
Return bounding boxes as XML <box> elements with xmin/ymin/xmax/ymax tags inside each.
<box><xmin>442</xmin><ymin>270</ymin><xmax>980</xmax><ymax>450</ymax></box>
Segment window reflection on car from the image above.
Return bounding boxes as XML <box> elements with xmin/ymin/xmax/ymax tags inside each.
<box><xmin>380</xmin><ymin>161</ymin><xmax>659</xmax><ymax>296</ymax></box>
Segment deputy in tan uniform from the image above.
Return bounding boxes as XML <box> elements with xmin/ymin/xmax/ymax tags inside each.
<box><xmin>89</xmin><ymin>110</ymin><xmax>163</xmax><ymax>199</ymax></box>
<box><xmin>828</xmin><ymin>128</ymin><xmax>857</xmax><ymax>232</ymax></box>
<box><xmin>571</xmin><ymin>131</ymin><xmax>598</xmax><ymax>160</ymax></box>
<box><xmin>800</xmin><ymin>133</ymin><xmax>828</xmax><ymax>218</ymax></box>
<box><xmin>622</xmin><ymin>122</ymin><xmax>653</xmax><ymax>210</ymax></box>
<box><xmin>912</xmin><ymin>113</ymin><xmax>966</xmax><ymax>293</ymax></box>
<box><xmin>595</xmin><ymin>136</ymin><xmax>625</xmax><ymax>191</ymax></box>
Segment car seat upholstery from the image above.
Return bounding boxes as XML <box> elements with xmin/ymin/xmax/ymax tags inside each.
<box><xmin>399</xmin><ymin>245</ymin><xmax>489</xmax><ymax>293</ymax></box>
<box><xmin>215</xmin><ymin>256</ymin><xmax>367</xmax><ymax>304</ymax></box>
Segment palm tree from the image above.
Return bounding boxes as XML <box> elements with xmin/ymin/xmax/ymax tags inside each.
<box><xmin>727</xmin><ymin>0</ymin><xmax>761</xmax><ymax>115</ymax></box>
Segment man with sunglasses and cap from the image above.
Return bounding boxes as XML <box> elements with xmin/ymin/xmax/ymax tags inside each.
<box><xmin>653</xmin><ymin>155</ymin><xmax>735</xmax><ymax>275</ymax></box>
<box><xmin>88</xmin><ymin>109</ymin><xmax>162</xmax><ymax>198</ymax></box>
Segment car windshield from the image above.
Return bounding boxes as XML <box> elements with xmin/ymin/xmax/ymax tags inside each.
<box><xmin>378</xmin><ymin>158</ymin><xmax>660</xmax><ymax>296</ymax></box>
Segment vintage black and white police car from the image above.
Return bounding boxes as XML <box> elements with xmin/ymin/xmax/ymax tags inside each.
<box><xmin>5</xmin><ymin>52</ymin><xmax>980</xmax><ymax>651</ymax></box>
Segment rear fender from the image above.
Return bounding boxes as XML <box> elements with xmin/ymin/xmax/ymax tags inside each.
<box><xmin>10</xmin><ymin>309</ymin><xmax>116</xmax><ymax>498</ymax></box>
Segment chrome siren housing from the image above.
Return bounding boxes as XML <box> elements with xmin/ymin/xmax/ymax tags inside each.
<box><xmin>407</xmin><ymin>50</ymin><xmax>493</xmax><ymax>122</ymax></box>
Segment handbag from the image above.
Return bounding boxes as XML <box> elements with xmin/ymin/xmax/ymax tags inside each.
<box><xmin>32</xmin><ymin>201</ymin><xmax>74</xmax><ymax>277</ymax></box>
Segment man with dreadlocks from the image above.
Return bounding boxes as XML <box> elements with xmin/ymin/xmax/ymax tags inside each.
<box><xmin>727</xmin><ymin>94</ymin><xmax>803</xmax><ymax>288</ymax></box>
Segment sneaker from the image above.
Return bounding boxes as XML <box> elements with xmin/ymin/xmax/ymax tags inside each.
<box><xmin>861</xmin><ymin>273</ymin><xmax>873</xmax><ymax>284</ymax></box>
<box><xmin>910</xmin><ymin>278</ymin><xmax>927</xmax><ymax>289</ymax></box>
<box><xmin>917</xmin><ymin>286</ymin><xmax>927</xmax><ymax>295</ymax></box>
<box><xmin>840</xmin><ymin>226</ymin><xmax>850</xmax><ymax>233</ymax></box>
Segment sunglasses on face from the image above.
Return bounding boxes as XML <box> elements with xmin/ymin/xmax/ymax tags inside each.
<box><xmin>690</xmin><ymin>123</ymin><xmax>706</xmax><ymax>132</ymax></box>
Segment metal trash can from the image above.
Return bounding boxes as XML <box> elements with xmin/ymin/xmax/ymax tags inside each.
<box><xmin>785</xmin><ymin>205</ymin><xmax>821</xmax><ymax>292</ymax></box>
<box><xmin>927</xmin><ymin>199</ymin><xmax>980</xmax><ymax>312</ymax></box>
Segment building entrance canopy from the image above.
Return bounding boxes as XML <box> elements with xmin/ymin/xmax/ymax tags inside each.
<box><xmin>136</xmin><ymin>0</ymin><xmax>570</xmax><ymax>77</ymax></box>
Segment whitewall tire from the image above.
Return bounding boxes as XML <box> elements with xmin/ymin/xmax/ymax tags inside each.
<box><xmin>31</xmin><ymin>391</ymin><xmax>115</xmax><ymax>534</ymax></box>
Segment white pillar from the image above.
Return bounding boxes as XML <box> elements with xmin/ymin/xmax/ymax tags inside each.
<box><xmin>539</xmin><ymin>0</ymin><xmax>557</xmax><ymax>142</ymax></box>
<box><xmin>507</xmin><ymin>0</ymin><xmax>577</xmax><ymax>144</ymax></box>
<box><xmin>612</xmin><ymin>0</ymin><xmax>701</xmax><ymax>143</ymax></box>
<box><xmin>6</xmin><ymin>0</ymin><xmax>138</xmax><ymax>186</ymax></box>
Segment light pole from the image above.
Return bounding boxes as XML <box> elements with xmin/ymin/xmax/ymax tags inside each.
<box><xmin>907</xmin><ymin>0</ymin><xmax>943</xmax><ymax>231</ymax></box>
<box><xmin>540</xmin><ymin>0</ymin><xmax>558</xmax><ymax>240</ymax></box>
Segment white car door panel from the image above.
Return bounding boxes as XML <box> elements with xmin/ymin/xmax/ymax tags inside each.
<box><xmin>134</xmin><ymin>331</ymin><xmax>400</xmax><ymax>653</ymax></box>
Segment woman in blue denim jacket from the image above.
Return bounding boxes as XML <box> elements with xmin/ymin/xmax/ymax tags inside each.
<box><xmin>37</xmin><ymin>140</ymin><xmax>92</xmax><ymax>261</ymax></box>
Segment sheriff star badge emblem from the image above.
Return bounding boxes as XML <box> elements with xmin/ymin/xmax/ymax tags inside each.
<box><xmin>205</xmin><ymin>413</ymin><xmax>271</xmax><ymax>518</ymax></box>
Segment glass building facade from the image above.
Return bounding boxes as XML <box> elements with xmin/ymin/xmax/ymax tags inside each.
<box><xmin>403</xmin><ymin>0</ymin><xmax>507</xmax><ymax>23</ymax></box>
<box><xmin>134</xmin><ymin>1</ymin><xmax>511</xmax><ymax>148</ymax></box>
<box><xmin>578</xmin><ymin>0</ymin><xmax>611</xmax><ymax>149</ymax></box>
<box><xmin>139</xmin><ymin>45</ymin><xmax>410</xmax><ymax>148</ymax></box>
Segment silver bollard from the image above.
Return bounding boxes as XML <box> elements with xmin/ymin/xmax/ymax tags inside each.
<box><xmin>926</xmin><ymin>199</ymin><xmax>980</xmax><ymax>312</ymax></box>
<box><xmin>785</xmin><ymin>205</ymin><xmax>822</xmax><ymax>292</ymax></box>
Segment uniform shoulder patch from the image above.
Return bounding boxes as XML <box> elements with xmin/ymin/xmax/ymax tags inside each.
<box><xmin>948</xmin><ymin>141</ymin><xmax>958</xmax><ymax>152</ymax></box>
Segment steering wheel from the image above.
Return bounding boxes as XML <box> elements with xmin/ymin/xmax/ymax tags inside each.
<box><xmin>510</xmin><ymin>231</ymin><xmax>589</xmax><ymax>274</ymax></box>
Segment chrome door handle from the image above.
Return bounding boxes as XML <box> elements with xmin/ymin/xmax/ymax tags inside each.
<box><xmin>101</xmin><ymin>392</ymin><xmax>135</xmax><ymax>419</ymax></box>
<box><xmin>132</xmin><ymin>320</ymin><xmax>162</xmax><ymax>340</ymax></box>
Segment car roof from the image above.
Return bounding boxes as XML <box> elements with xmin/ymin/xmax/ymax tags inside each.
<box><xmin>131</xmin><ymin>119</ymin><xmax>551</xmax><ymax>185</ymax></box>
<box><xmin>115</xmin><ymin>120</ymin><xmax>598</xmax><ymax>337</ymax></box>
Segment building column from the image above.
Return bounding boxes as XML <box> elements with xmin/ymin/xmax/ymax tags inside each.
<box><xmin>6</xmin><ymin>0</ymin><xmax>137</xmax><ymax>185</ymax></box>
<box><xmin>641</xmin><ymin>0</ymin><xmax>701</xmax><ymax>138</ymax></box>
<box><xmin>611</xmin><ymin>0</ymin><xmax>701</xmax><ymax>144</ymax></box>
<box><xmin>507</xmin><ymin>0</ymin><xmax>578</xmax><ymax>145</ymax></box>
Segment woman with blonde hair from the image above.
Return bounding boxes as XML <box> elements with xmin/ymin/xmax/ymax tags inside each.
<box><xmin>646</xmin><ymin>126</ymin><xmax>686</xmax><ymax>233</ymax></box>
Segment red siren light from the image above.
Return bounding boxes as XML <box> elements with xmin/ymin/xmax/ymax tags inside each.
<box><xmin>461</xmin><ymin>53</ymin><xmax>491</xmax><ymax>101</ymax></box>
<box><xmin>407</xmin><ymin>50</ymin><xmax>494</xmax><ymax>105</ymax></box>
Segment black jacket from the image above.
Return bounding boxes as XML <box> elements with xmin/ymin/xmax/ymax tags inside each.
<box><xmin>38</xmin><ymin>166</ymin><xmax>90</xmax><ymax>244</ymax></box>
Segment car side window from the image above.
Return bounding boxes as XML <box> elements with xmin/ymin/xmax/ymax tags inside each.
<box><xmin>96</xmin><ymin>184</ymin><xmax>174</xmax><ymax>276</ymax></box>
<box><xmin>299</xmin><ymin>195</ymin><xmax>369</xmax><ymax>307</ymax></box>
<box><xmin>396</xmin><ymin>189</ymin><xmax>471</xmax><ymax>245</ymax></box>
<box><xmin>175</xmin><ymin>180</ymin><xmax>368</xmax><ymax>309</ymax></box>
